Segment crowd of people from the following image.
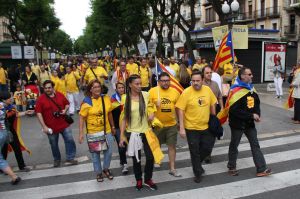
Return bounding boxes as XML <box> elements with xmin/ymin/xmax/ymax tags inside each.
<box><xmin>0</xmin><ymin>55</ymin><xmax>276</xmax><ymax>190</ymax></box>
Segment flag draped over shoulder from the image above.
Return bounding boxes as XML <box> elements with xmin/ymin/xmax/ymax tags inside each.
<box><xmin>155</xmin><ymin>59</ymin><xmax>184</xmax><ymax>94</ymax></box>
<box><xmin>213</xmin><ymin>31</ymin><xmax>237</xmax><ymax>71</ymax></box>
<box><xmin>284</xmin><ymin>88</ymin><xmax>294</xmax><ymax>109</ymax></box>
<box><xmin>111</xmin><ymin>93</ymin><xmax>122</xmax><ymax>110</ymax></box>
<box><xmin>217</xmin><ymin>77</ymin><xmax>255</xmax><ymax>124</ymax></box>
<box><xmin>6</xmin><ymin>105</ymin><xmax>31</xmax><ymax>154</ymax></box>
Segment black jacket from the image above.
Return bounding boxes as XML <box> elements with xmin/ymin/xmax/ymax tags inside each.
<box><xmin>229</xmin><ymin>91</ymin><xmax>260</xmax><ymax>129</ymax></box>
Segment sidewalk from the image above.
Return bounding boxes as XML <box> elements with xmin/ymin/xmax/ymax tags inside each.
<box><xmin>254</xmin><ymin>83</ymin><xmax>291</xmax><ymax>111</ymax></box>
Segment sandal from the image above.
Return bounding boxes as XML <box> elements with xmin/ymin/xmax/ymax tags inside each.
<box><xmin>96</xmin><ymin>173</ymin><xmax>104</xmax><ymax>182</ymax></box>
<box><xmin>11</xmin><ymin>176</ymin><xmax>21</xmax><ymax>185</ymax></box>
<box><xmin>228</xmin><ymin>169</ymin><xmax>239</xmax><ymax>176</ymax></box>
<box><xmin>103</xmin><ymin>169</ymin><xmax>114</xmax><ymax>180</ymax></box>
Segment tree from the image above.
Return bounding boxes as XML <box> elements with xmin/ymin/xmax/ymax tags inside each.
<box><xmin>0</xmin><ymin>0</ymin><xmax>60</xmax><ymax>46</ymax></box>
<box><xmin>43</xmin><ymin>29</ymin><xmax>73</xmax><ymax>54</ymax></box>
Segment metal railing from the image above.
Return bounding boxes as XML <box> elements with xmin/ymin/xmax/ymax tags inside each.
<box><xmin>284</xmin><ymin>25</ymin><xmax>298</xmax><ymax>35</ymax></box>
<box><xmin>255</xmin><ymin>6</ymin><xmax>280</xmax><ymax>19</ymax></box>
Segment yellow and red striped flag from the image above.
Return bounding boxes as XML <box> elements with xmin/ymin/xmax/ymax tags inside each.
<box><xmin>155</xmin><ymin>58</ymin><xmax>184</xmax><ymax>94</ymax></box>
<box><xmin>213</xmin><ymin>31</ymin><xmax>237</xmax><ymax>71</ymax></box>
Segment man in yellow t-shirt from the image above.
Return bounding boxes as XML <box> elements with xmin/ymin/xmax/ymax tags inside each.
<box><xmin>222</xmin><ymin>62</ymin><xmax>233</xmax><ymax>83</ymax></box>
<box><xmin>126</xmin><ymin>56</ymin><xmax>138</xmax><ymax>75</ymax></box>
<box><xmin>31</xmin><ymin>62</ymin><xmax>40</xmax><ymax>80</ymax></box>
<box><xmin>192</xmin><ymin>56</ymin><xmax>202</xmax><ymax>71</ymax></box>
<box><xmin>0</xmin><ymin>62</ymin><xmax>8</xmax><ymax>91</ymax></box>
<box><xmin>134</xmin><ymin>58</ymin><xmax>151</xmax><ymax>91</ymax></box>
<box><xmin>84</xmin><ymin>58</ymin><xmax>108</xmax><ymax>85</ymax></box>
<box><xmin>65</xmin><ymin>65</ymin><xmax>81</xmax><ymax>115</ymax></box>
<box><xmin>149</xmin><ymin>72</ymin><xmax>181</xmax><ymax>177</ymax></box>
<box><xmin>175</xmin><ymin>70</ymin><xmax>217</xmax><ymax>183</ymax></box>
<box><xmin>170</xmin><ymin>57</ymin><xmax>180</xmax><ymax>80</ymax></box>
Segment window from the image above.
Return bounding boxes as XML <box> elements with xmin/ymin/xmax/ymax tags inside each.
<box><xmin>260</xmin><ymin>25</ymin><xmax>264</xmax><ymax>29</ymax></box>
<box><xmin>205</xmin><ymin>7</ymin><xmax>216</xmax><ymax>23</ymax></box>
<box><xmin>272</xmin><ymin>23</ymin><xmax>277</xmax><ymax>30</ymax></box>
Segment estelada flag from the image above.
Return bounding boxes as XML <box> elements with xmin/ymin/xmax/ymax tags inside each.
<box><xmin>217</xmin><ymin>87</ymin><xmax>252</xmax><ymax>124</ymax></box>
<box><xmin>155</xmin><ymin>59</ymin><xmax>184</xmax><ymax>94</ymax></box>
<box><xmin>284</xmin><ymin>88</ymin><xmax>294</xmax><ymax>109</ymax></box>
<box><xmin>5</xmin><ymin>105</ymin><xmax>31</xmax><ymax>154</ymax></box>
<box><xmin>213</xmin><ymin>31</ymin><xmax>237</xmax><ymax>71</ymax></box>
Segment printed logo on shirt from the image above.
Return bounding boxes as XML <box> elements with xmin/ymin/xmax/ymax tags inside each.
<box><xmin>247</xmin><ymin>96</ymin><xmax>254</xmax><ymax>109</ymax></box>
<box><xmin>95</xmin><ymin>111</ymin><xmax>104</xmax><ymax>125</ymax></box>
<box><xmin>161</xmin><ymin>97</ymin><xmax>172</xmax><ymax>112</ymax></box>
<box><xmin>197</xmin><ymin>96</ymin><xmax>208</xmax><ymax>107</ymax></box>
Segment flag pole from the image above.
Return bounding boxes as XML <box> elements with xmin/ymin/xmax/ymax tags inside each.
<box><xmin>155</xmin><ymin>56</ymin><xmax>160</xmax><ymax>107</ymax></box>
<box><xmin>231</xmin><ymin>30</ymin><xmax>236</xmax><ymax>66</ymax></box>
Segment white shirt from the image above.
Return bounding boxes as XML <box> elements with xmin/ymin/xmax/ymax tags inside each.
<box><xmin>165</xmin><ymin>66</ymin><xmax>176</xmax><ymax>77</ymax></box>
<box><xmin>111</xmin><ymin>70</ymin><xmax>127</xmax><ymax>89</ymax></box>
<box><xmin>212</xmin><ymin>72</ymin><xmax>222</xmax><ymax>93</ymax></box>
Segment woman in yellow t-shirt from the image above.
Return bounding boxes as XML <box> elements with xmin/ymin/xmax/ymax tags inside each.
<box><xmin>119</xmin><ymin>74</ymin><xmax>157</xmax><ymax>190</ymax></box>
<box><xmin>78</xmin><ymin>79</ymin><xmax>116</xmax><ymax>182</ymax></box>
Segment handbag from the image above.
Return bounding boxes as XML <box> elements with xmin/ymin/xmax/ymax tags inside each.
<box><xmin>86</xmin><ymin>96</ymin><xmax>109</xmax><ymax>152</ymax></box>
<box><xmin>46</xmin><ymin>94</ymin><xmax>74</xmax><ymax>124</ymax></box>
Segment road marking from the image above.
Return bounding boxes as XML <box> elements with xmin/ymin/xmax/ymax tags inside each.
<box><xmin>1</xmin><ymin>134</ymin><xmax>300</xmax><ymax>183</ymax></box>
<box><xmin>1</xmin><ymin>148</ymin><xmax>300</xmax><ymax>198</ymax></box>
<box><xmin>141</xmin><ymin>169</ymin><xmax>300</xmax><ymax>199</ymax></box>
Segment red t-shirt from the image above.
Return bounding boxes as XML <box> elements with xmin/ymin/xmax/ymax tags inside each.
<box><xmin>35</xmin><ymin>92</ymin><xmax>70</xmax><ymax>133</ymax></box>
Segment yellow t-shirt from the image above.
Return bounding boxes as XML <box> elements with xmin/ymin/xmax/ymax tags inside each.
<box><xmin>134</xmin><ymin>66</ymin><xmax>151</xmax><ymax>87</ymax></box>
<box><xmin>121</xmin><ymin>92</ymin><xmax>153</xmax><ymax>133</ymax></box>
<box><xmin>0</xmin><ymin>68</ymin><xmax>7</xmax><ymax>84</ymax></box>
<box><xmin>14</xmin><ymin>91</ymin><xmax>25</xmax><ymax>105</ymax></box>
<box><xmin>170</xmin><ymin>63</ymin><xmax>180</xmax><ymax>79</ymax></box>
<box><xmin>192</xmin><ymin>63</ymin><xmax>202</xmax><ymax>71</ymax></box>
<box><xmin>84</xmin><ymin>67</ymin><xmax>108</xmax><ymax>84</ymax></box>
<box><xmin>39</xmin><ymin>71</ymin><xmax>51</xmax><ymax>85</ymax></box>
<box><xmin>223</xmin><ymin>63</ymin><xmax>233</xmax><ymax>76</ymax></box>
<box><xmin>31</xmin><ymin>65</ymin><xmax>40</xmax><ymax>79</ymax></box>
<box><xmin>149</xmin><ymin>86</ymin><xmax>180</xmax><ymax>127</ymax></box>
<box><xmin>126</xmin><ymin>63</ymin><xmax>138</xmax><ymax>75</ymax></box>
<box><xmin>175</xmin><ymin>85</ymin><xmax>217</xmax><ymax>130</ymax></box>
<box><xmin>80</xmin><ymin>96</ymin><xmax>112</xmax><ymax>134</ymax></box>
<box><xmin>65</xmin><ymin>71</ymin><xmax>80</xmax><ymax>93</ymax></box>
<box><xmin>51</xmin><ymin>76</ymin><xmax>66</xmax><ymax>96</ymax></box>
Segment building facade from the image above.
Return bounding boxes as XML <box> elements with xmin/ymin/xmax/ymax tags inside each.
<box><xmin>0</xmin><ymin>17</ymin><xmax>11</xmax><ymax>43</ymax></box>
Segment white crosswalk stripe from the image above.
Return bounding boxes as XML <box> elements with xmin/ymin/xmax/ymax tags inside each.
<box><xmin>0</xmin><ymin>132</ymin><xmax>300</xmax><ymax>199</ymax></box>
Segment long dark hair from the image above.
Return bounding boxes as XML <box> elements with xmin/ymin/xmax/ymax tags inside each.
<box><xmin>124</xmin><ymin>74</ymin><xmax>146</xmax><ymax>125</ymax></box>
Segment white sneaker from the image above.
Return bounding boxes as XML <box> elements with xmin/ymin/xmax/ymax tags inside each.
<box><xmin>154</xmin><ymin>163</ymin><xmax>161</xmax><ymax>168</ymax></box>
<box><xmin>122</xmin><ymin>164</ymin><xmax>128</xmax><ymax>175</ymax></box>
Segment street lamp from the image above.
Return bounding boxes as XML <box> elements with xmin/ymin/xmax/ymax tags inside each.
<box><xmin>18</xmin><ymin>32</ymin><xmax>26</xmax><ymax>69</ymax></box>
<box><xmin>221</xmin><ymin>0</ymin><xmax>240</xmax><ymax>30</ymax></box>
<box><xmin>118</xmin><ymin>40</ymin><xmax>122</xmax><ymax>58</ymax></box>
<box><xmin>48</xmin><ymin>47</ymin><xmax>52</xmax><ymax>62</ymax></box>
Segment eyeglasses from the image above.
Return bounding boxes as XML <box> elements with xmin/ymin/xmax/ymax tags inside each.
<box><xmin>159</xmin><ymin>80</ymin><xmax>170</xmax><ymax>82</ymax></box>
<box><xmin>244</xmin><ymin>73</ymin><xmax>253</xmax><ymax>76</ymax></box>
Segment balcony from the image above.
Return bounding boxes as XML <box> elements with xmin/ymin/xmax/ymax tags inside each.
<box><xmin>235</xmin><ymin>11</ymin><xmax>255</xmax><ymax>21</ymax></box>
<box><xmin>284</xmin><ymin>25</ymin><xmax>298</xmax><ymax>36</ymax></box>
<box><xmin>266</xmin><ymin>7</ymin><xmax>280</xmax><ymax>17</ymax></box>
<box><xmin>255</xmin><ymin>7</ymin><xmax>280</xmax><ymax>19</ymax></box>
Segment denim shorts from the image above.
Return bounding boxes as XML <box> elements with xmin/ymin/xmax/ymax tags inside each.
<box><xmin>0</xmin><ymin>130</ymin><xmax>9</xmax><ymax>169</ymax></box>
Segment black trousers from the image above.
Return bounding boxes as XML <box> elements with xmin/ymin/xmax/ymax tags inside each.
<box><xmin>294</xmin><ymin>98</ymin><xmax>300</xmax><ymax>121</ymax></box>
<box><xmin>186</xmin><ymin>129</ymin><xmax>215</xmax><ymax>177</ymax></box>
<box><xmin>114</xmin><ymin>129</ymin><xmax>127</xmax><ymax>165</ymax></box>
<box><xmin>126</xmin><ymin>133</ymin><xmax>154</xmax><ymax>181</ymax></box>
<box><xmin>1</xmin><ymin>130</ymin><xmax>26</xmax><ymax>170</ymax></box>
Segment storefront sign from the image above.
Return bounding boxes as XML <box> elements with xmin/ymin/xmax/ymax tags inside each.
<box><xmin>11</xmin><ymin>46</ymin><xmax>22</xmax><ymax>59</ymax></box>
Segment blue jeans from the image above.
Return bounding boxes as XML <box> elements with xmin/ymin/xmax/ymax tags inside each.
<box><xmin>90</xmin><ymin>133</ymin><xmax>114</xmax><ymax>174</ymax></box>
<box><xmin>0</xmin><ymin>130</ymin><xmax>9</xmax><ymax>170</ymax></box>
<box><xmin>47</xmin><ymin>127</ymin><xmax>76</xmax><ymax>161</ymax></box>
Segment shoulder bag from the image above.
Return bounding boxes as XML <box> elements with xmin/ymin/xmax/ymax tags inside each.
<box><xmin>86</xmin><ymin>96</ymin><xmax>109</xmax><ymax>152</ymax></box>
<box><xmin>46</xmin><ymin>94</ymin><xmax>74</xmax><ymax>124</ymax></box>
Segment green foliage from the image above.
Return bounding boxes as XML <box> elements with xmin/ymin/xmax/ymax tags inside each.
<box><xmin>74</xmin><ymin>0</ymin><xmax>150</xmax><ymax>55</ymax></box>
<box><xmin>43</xmin><ymin>29</ymin><xmax>73</xmax><ymax>54</ymax></box>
